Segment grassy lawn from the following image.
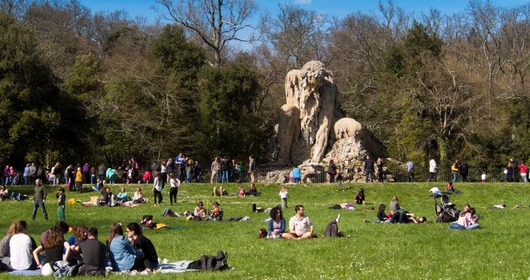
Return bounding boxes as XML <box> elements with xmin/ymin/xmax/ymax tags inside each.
<box><xmin>2</xmin><ymin>181</ymin><xmax>530</xmax><ymax>279</ymax></box>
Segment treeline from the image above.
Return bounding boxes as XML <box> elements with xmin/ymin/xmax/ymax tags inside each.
<box><xmin>0</xmin><ymin>0</ymin><xmax>528</xmax><ymax>171</ymax></box>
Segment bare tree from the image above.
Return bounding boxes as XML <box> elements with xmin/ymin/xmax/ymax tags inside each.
<box><xmin>263</xmin><ymin>3</ymin><xmax>326</xmax><ymax>69</ymax></box>
<box><xmin>155</xmin><ymin>0</ymin><xmax>258</xmax><ymax>67</ymax></box>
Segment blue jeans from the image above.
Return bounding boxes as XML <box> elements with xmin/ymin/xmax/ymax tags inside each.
<box><xmin>32</xmin><ymin>200</ymin><xmax>48</xmax><ymax>220</ymax></box>
<box><xmin>448</xmin><ymin>222</ymin><xmax>465</xmax><ymax>229</ymax></box>
<box><xmin>452</xmin><ymin>173</ymin><xmax>458</xmax><ymax>182</ymax></box>
<box><xmin>221</xmin><ymin>171</ymin><xmax>229</xmax><ymax>183</ymax></box>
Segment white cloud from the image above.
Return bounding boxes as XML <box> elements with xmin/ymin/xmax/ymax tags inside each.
<box><xmin>295</xmin><ymin>0</ymin><xmax>312</xmax><ymax>4</ymax></box>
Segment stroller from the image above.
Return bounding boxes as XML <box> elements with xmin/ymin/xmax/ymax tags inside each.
<box><xmin>435</xmin><ymin>194</ymin><xmax>460</xmax><ymax>222</ymax></box>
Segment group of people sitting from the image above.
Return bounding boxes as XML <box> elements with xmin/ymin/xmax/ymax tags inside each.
<box><xmin>91</xmin><ymin>186</ymin><xmax>147</xmax><ymax>206</ymax></box>
<box><xmin>175</xmin><ymin>201</ymin><xmax>224</xmax><ymax>221</ymax></box>
<box><xmin>0</xmin><ymin>220</ymin><xmax>159</xmax><ymax>275</ymax></box>
<box><xmin>376</xmin><ymin>198</ymin><xmax>427</xmax><ymax>224</ymax></box>
<box><xmin>212</xmin><ymin>183</ymin><xmax>258</xmax><ymax>197</ymax></box>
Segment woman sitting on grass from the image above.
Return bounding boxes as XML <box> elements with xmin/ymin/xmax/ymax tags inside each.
<box><xmin>126</xmin><ymin>223</ymin><xmax>159</xmax><ymax>272</ymax></box>
<box><xmin>107</xmin><ymin>223</ymin><xmax>143</xmax><ymax>272</ymax></box>
<box><xmin>115</xmin><ymin>187</ymin><xmax>129</xmax><ymax>204</ymax></box>
<box><xmin>132</xmin><ymin>187</ymin><xmax>146</xmax><ymax>204</ymax></box>
<box><xmin>245</xmin><ymin>183</ymin><xmax>258</xmax><ymax>196</ymax></box>
<box><xmin>267</xmin><ymin>207</ymin><xmax>286</xmax><ymax>239</ymax></box>
<box><xmin>449</xmin><ymin>204</ymin><xmax>480</xmax><ymax>230</ymax></box>
<box><xmin>354</xmin><ymin>188</ymin><xmax>365</xmax><ymax>205</ymax></box>
<box><xmin>192</xmin><ymin>201</ymin><xmax>207</xmax><ymax>220</ymax></box>
<box><xmin>32</xmin><ymin>227</ymin><xmax>71</xmax><ymax>268</ymax></box>
<box><xmin>377</xmin><ymin>204</ymin><xmax>390</xmax><ymax>223</ymax></box>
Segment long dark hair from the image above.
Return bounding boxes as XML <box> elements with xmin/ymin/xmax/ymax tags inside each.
<box><xmin>106</xmin><ymin>223</ymin><xmax>124</xmax><ymax>248</ymax></box>
<box><xmin>270</xmin><ymin>207</ymin><xmax>283</xmax><ymax>220</ymax></box>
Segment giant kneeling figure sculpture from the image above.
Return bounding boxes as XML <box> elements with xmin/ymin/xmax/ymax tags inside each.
<box><xmin>274</xmin><ymin>60</ymin><xmax>386</xmax><ymax>183</ymax></box>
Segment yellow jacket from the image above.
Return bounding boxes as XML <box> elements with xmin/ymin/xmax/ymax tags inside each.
<box><xmin>76</xmin><ymin>170</ymin><xmax>83</xmax><ymax>182</ymax></box>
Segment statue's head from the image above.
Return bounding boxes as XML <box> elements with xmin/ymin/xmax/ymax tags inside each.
<box><xmin>300</xmin><ymin>60</ymin><xmax>329</xmax><ymax>94</ymax></box>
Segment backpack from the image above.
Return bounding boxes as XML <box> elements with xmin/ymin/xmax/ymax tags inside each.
<box><xmin>187</xmin><ymin>251</ymin><xmax>229</xmax><ymax>271</ymax></box>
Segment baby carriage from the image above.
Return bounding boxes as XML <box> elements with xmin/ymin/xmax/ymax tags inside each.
<box><xmin>435</xmin><ymin>194</ymin><xmax>460</xmax><ymax>222</ymax></box>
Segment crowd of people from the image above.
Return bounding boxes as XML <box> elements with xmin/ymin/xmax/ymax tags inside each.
<box><xmin>0</xmin><ymin>220</ymin><xmax>159</xmax><ymax>275</ymax></box>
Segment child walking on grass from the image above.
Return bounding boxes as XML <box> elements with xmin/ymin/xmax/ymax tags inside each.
<box><xmin>279</xmin><ymin>186</ymin><xmax>288</xmax><ymax>209</ymax></box>
<box><xmin>336</xmin><ymin>167</ymin><xmax>344</xmax><ymax>191</ymax></box>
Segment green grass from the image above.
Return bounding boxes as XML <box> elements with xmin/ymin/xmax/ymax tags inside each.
<box><xmin>3</xmin><ymin>182</ymin><xmax>530</xmax><ymax>279</ymax></box>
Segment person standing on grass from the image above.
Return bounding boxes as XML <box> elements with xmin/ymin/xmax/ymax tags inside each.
<box><xmin>406</xmin><ymin>160</ymin><xmax>414</xmax><ymax>182</ymax></box>
<box><xmin>152</xmin><ymin>171</ymin><xmax>163</xmax><ymax>206</ymax></box>
<box><xmin>451</xmin><ymin>159</ymin><xmax>460</xmax><ymax>182</ymax></box>
<box><xmin>32</xmin><ymin>179</ymin><xmax>48</xmax><ymax>220</ymax></box>
<box><xmin>169</xmin><ymin>173</ymin><xmax>180</xmax><ymax>205</ymax></box>
<box><xmin>57</xmin><ymin>187</ymin><xmax>66</xmax><ymax>221</ymax></box>
<box><xmin>282</xmin><ymin>205</ymin><xmax>314</xmax><ymax>240</ymax></box>
<box><xmin>248</xmin><ymin>155</ymin><xmax>255</xmax><ymax>183</ymax></box>
<box><xmin>519</xmin><ymin>162</ymin><xmax>528</xmax><ymax>183</ymax></box>
<box><xmin>75</xmin><ymin>166</ymin><xmax>83</xmax><ymax>193</ymax></box>
<box><xmin>279</xmin><ymin>186</ymin><xmax>288</xmax><ymax>209</ymax></box>
<box><xmin>459</xmin><ymin>160</ymin><xmax>469</xmax><ymax>182</ymax></box>
<box><xmin>364</xmin><ymin>156</ymin><xmax>374</xmax><ymax>182</ymax></box>
<box><xmin>429</xmin><ymin>157</ymin><xmax>437</xmax><ymax>182</ymax></box>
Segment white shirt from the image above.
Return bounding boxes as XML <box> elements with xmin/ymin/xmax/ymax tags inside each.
<box><xmin>9</xmin><ymin>233</ymin><xmax>33</xmax><ymax>270</ymax></box>
<box><xmin>279</xmin><ymin>190</ymin><xmax>288</xmax><ymax>199</ymax></box>
<box><xmin>289</xmin><ymin>215</ymin><xmax>313</xmax><ymax>234</ymax></box>
<box><xmin>429</xmin><ymin>159</ymin><xmax>437</xmax><ymax>173</ymax></box>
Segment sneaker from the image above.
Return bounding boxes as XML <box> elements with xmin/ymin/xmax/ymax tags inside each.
<box><xmin>336</xmin><ymin>214</ymin><xmax>341</xmax><ymax>223</ymax></box>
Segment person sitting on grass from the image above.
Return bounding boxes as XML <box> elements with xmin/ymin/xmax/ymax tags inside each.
<box><xmin>0</xmin><ymin>185</ymin><xmax>8</xmax><ymax>201</ymax></box>
<box><xmin>99</xmin><ymin>187</ymin><xmax>114</xmax><ymax>206</ymax></box>
<box><xmin>210</xmin><ymin>202</ymin><xmax>223</xmax><ymax>221</ymax></box>
<box><xmin>107</xmin><ymin>223</ymin><xmax>143</xmax><ymax>272</ymax></box>
<box><xmin>115</xmin><ymin>187</ymin><xmax>129</xmax><ymax>204</ymax></box>
<box><xmin>267</xmin><ymin>207</ymin><xmax>286</xmax><ymax>239</ymax></box>
<box><xmin>235</xmin><ymin>185</ymin><xmax>245</xmax><ymax>196</ymax></box>
<box><xmin>282</xmin><ymin>205</ymin><xmax>314</xmax><ymax>240</ymax></box>
<box><xmin>354</xmin><ymin>188</ymin><xmax>365</xmax><ymax>205</ymax></box>
<box><xmin>449</xmin><ymin>204</ymin><xmax>480</xmax><ymax>230</ymax></box>
<box><xmin>132</xmin><ymin>187</ymin><xmax>146</xmax><ymax>204</ymax></box>
<box><xmin>92</xmin><ymin>178</ymin><xmax>104</xmax><ymax>192</ymax></box>
<box><xmin>126</xmin><ymin>223</ymin><xmax>159</xmax><ymax>272</ymax></box>
<box><xmin>32</xmin><ymin>226</ymin><xmax>71</xmax><ymax>269</ymax></box>
<box><xmin>389</xmin><ymin>196</ymin><xmax>401</xmax><ymax>211</ymax></box>
<box><xmin>66</xmin><ymin>225</ymin><xmax>89</xmax><ymax>265</ymax></box>
<box><xmin>245</xmin><ymin>183</ymin><xmax>258</xmax><ymax>196</ymax></box>
<box><xmin>8</xmin><ymin>220</ymin><xmax>38</xmax><ymax>271</ymax></box>
<box><xmin>192</xmin><ymin>201</ymin><xmax>208</xmax><ymax>220</ymax></box>
<box><xmin>74</xmin><ymin>227</ymin><xmax>106</xmax><ymax>276</ymax></box>
<box><xmin>376</xmin><ymin>204</ymin><xmax>391</xmax><ymax>223</ymax></box>
<box><xmin>445</xmin><ymin>182</ymin><xmax>462</xmax><ymax>194</ymax></box>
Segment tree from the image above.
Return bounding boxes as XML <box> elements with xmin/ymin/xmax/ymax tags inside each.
<box><xmin>264</xmin><ymin>3</ymin><xmax>326</xmax><ymax>69</ymax></box>
<box><xmin>196</xmin><ymin>63</ymin><xmax>268</xmax><ymax>160</ymax></box>
<box><xmin>0</xmin><ymin>12</ymin><xmax>87</xmax><ymax>166</ymax></box>
<box><xmin>156</xmin><ymin>0</ymin><xmax>258</xmax><ymax>67</ymax></box>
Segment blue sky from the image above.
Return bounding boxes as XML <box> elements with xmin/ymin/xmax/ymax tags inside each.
<box><xmin>80</xmin><ymin>0</ymin><xmax>530</xmax><ymax>23</ymax></box>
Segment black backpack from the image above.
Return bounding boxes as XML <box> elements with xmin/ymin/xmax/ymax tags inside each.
<box><xmin>187</xmin><ymin>251</ymin><xmax>229</xmax><ymax>271</ymax></box>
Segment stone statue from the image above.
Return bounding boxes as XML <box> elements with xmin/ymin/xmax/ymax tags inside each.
<box><xmin>278</xmin><ymin>60</ymin><xmax>342</xmax><ymax>165</ymax></box>
<box><xmin>272</xmin><ymin>60</ymin><xmax>387</xmax><ymax>183</ymax></box>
